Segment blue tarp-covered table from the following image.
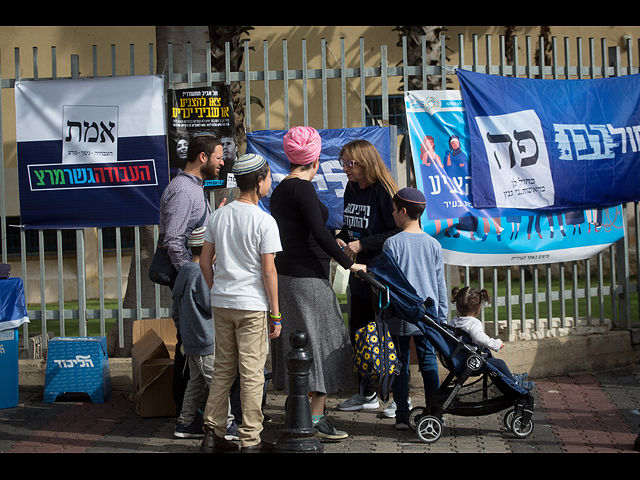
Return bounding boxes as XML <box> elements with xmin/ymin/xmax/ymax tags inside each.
<box><xmin>0</xmin><ymin>277</ymin><xmax>29</xmax><ymax>332</ymax></box>
<box><xmin>0</xmin><ymin>277</ymin><xmax>28</xmax><ymax>409</ymax></box>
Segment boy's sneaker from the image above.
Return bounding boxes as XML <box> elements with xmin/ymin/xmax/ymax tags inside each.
<box><xmin>174</xmin><ymin>419</ymin><xmax>205</xmax><ymax>438</ymax></box>
<box><xmin>382</xmin><ymin>397</ymin><xmax>412</xmax><ymax>418</ymax></box>
<box><xmin>313</xmin><ymin>416</ymin><xmax>348</xmax><ymax>441</ymax></box>
<box><xmin>225</xmin><ymin>420</ymin><xmax>239</xmax><ymax>441</ymax></box>
<box><xmin>337</xmin><ymin>393</ymin><xmax>379</xmax><ymax>411</ymax></box>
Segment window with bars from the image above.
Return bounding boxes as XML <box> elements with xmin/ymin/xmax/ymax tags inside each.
<box><xmin>365</xmin><ymin>94</ymin><xmax>407</xmax><ymax>134</ymax></box>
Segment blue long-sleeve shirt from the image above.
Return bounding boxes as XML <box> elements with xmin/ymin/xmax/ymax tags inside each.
<box><xmin>383</xmin><ymin>231</ymin><xmax>448</xmax><ymax>335</ymax></box>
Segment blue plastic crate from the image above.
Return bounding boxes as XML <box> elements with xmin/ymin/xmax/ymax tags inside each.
<box><xmin>44</xmin><ymin>336</ymin><xmax>112</xmax><ymax>403</ymax></box>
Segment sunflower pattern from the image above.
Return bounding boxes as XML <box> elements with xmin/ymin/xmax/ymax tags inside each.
<box><xmin>353</xmin><ymin>321</ymin><xmax>399</xmax><ymax>378</ymax></box>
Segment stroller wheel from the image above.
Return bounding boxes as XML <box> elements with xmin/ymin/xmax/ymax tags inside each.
<box><xmin>511</xmin><ymin>415</ymin><xmax>534</xmax><ymax>438</ymax></box>
<box><xmin>408</xmin><ymin>407</ymin><xmax>425</xmax><ymax>431</ymax></box>
<box><xmin>503</xmin><ymin>409</ymin><xmax>516</xmax><ymax>432</ymax></box>
<box><xmin>416</xmin><ymin>415</ymin><xmax>443</xmax><ymax>444</ymax></box>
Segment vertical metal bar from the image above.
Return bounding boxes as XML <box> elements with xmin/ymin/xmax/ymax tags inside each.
<box><xmin>97</xmin><ymin>227</ymin><xmax>106</xmax><ymax>337</ymax></box>
<box><xmin>360</xmin><ymin>37</ymin><xmax>366</xmax><ymax>127</ymax></box>
<box><xmin>506</xmin><ymin>267</ymin><xmax>513</xmax><ymax>339</ymax></box>
<box><xmin>341</xmin><ymin>38</ymin><xmax>347</xmax><ymax>128</ymax></box>
<box><xmin>572</xmin><ymin>261</ymin><xmax>579</xmax><ymax>324</ymax></box>
<box><xmin>76</xmin><ymin>229</ymin><xmax>87</xmax><ymax>337</ymax></box>
<box><xmin>302</xmin><ymin>38</ymin><xmax>308</xmax><ymax>126</ymax></box>
<box><xmin>283</xmin><ymin>39</ymin><xmax>289</xmax><ymax>130</ymax></box>
<box><xmin>116</xmin><ymin>227</ymin><xmax>124</xmax><ymax>348</ymax></box>
<box><xmin>57</xmin><ymin>230</ymin><xmax>64</xmax><ymax>336</ymax></box>
<box><xmin>187</xmin><ymin>42</ymin><xmax>193</xmax><ymax>87</ymax></box>
<box><xmin>38</xmin><ymin>230</ymin><xmax>46</xmax><ymax>341</ymax></box>
<box><xmin>381</xmin><ymin>45</ymin><xmax>388</xmax><ymax>124</ymax></box>
<box><xmin>559</xmin><ymin>262</ymin><xmax>566</xmax><ymax>327</ymax></box>
<box><xmin>585</xmin><ymin>258</ymin><xmax>592</xmax><ymax>325</ymax></box>
<box><xmin>111</xmin><ymin>44</ymin><xmax>117</xmax><ymax>77</ymax></box>
<box><xmin>20</xmin><ymin>230</ymin><xmax>28</xmax><ymax>348</ymax></box>
<box><xmin>92</xmin><ymin>45</ymin><xmax>98</xmax><ymax>78</ymax></box>
<box><xmin>244</xmin><ymin>40</ymin><xmax>251</xmax><ymax>129</ymax></box>
<box><xmin>135</xmin><ymin>226</ymin><xmax>141</xmax><ymax>321</ymax></box>
<box><xmin>519</xmin><ymin>266</ymin><xmax>526</xmax><ymax>334</ymax></box>
<box><xmin>321</xmin><ymin>38</ymin><xmax>328</xmax><ymax>129</ymax></box>
<box><xmin>206</xmin><ymin>42</ymin><xmax>212</xmax><ymax>86</ymax></box>
<box><xmin>546</xmin><ymin>264</ymin><xmax>553</xmax><ymax>329</ymax></box>
<box><xmin>532</xmin><ymin>265</ymin><xmax>539</xmax><ymax>331</ymax></box>
<box><xmin>263</xmin><ymin>40</ymin><xmax>270</xmax><ymax>130</ymax></box>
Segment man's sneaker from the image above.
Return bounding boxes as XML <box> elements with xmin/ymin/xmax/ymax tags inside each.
<box><xmin>337</xmin><ymin>393</ymin><xmax>379</xmax><ymax>411</ymax></box>
<box><xmin>382</xmin><ymin>397</ymin><xmax>412</xmax><ymax>418</ymax></box>
<box><xmin>313</xmin><ymin>416</ymin><xmax>348</xmax><ymax>441</ymax></box>
<box><xmin>174</xmin><ymin>419</ymin><xmax>205</xmax><ymax>438</ymax></box>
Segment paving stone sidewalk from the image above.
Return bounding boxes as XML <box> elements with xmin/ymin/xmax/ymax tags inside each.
<box><xmin>1</xmin><ymin>365</ymin><xmax>639</xmax><ymax>453</ymax></box>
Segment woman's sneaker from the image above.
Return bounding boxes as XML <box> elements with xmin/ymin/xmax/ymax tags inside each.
<box><xmin>337</xmin><ymin>393</ymin><xmax>379</xmax><ymax>411</ymax></box>
<box><xmin>313</xmin><ymin>416</ymin><xmax>348</xmax><ymax>441</ymax></box>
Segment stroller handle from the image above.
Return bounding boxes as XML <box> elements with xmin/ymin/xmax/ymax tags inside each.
<box><xmin>355</xmin><ymin>270</ymin><xmax>387</xmax><ymax>293</ymax></box>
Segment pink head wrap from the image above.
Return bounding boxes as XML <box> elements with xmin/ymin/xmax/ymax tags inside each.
<box><xmin>283</xmin><ymin>126</ymin><xmax>322</xmax><ymax>165</ymax></box>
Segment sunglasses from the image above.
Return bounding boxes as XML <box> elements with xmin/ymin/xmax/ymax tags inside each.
<box><xmin>338</xmin><ymin>157</ymin><xmax>356</xmax><ymax>168</ymax></box>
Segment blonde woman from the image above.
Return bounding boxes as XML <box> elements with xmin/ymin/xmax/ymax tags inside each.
<box><xmin>336</xmin><ymin>139</ymin><xmax>400</xmax><ymax>411</ymax></box>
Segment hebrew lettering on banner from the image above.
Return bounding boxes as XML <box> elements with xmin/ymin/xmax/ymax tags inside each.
<box><xmin>404</xmin><ymin>89</ymin><xmax>624</xmax><ymax>267</ymax></box>
<box><xmin>15</xmin><ymin>75</ymin><xmax>169</xmax><ymax>229</ymax></box>
<box><xmin>457</xmin><ymin>68</ymin><xmax>640</xmax><ymax>211</ymax></box>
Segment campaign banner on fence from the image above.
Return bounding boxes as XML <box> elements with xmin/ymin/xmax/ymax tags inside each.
<box><xmin>457</xmin><ymin>68</ymin><xmax>640</xmax><ymax>211</ymax></box>
<box><xmin>405</xmin><ymin>90</ymin><xmax>624</xmax><ymax>267</ymax></box>
<box><xmin>15</xmin><ymin>75</ymin><xmax>169</xmax><ymax>230</ymax></box>
<box><xmin>167</xmin><ymin>85</ymin><xmax>236</xmax><ymax>189</ymax></box>
<box><xmin>246</xmin><ymin>126</ymin><xmax>396</xmax><ymax>230</ymax></box>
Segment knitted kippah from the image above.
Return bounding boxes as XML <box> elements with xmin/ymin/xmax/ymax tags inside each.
<box><xmin>232</xmin><ymin>153</ymin><xmax>267</xmax><ymax>175</ymax></box>
<box><xmin>396</xmin><ymin>187</ymin><xmax>426</xmax><ymax>204</ymax></box>
<box><xmin>188</xmin><ymin>226</ymin><xmax>206</xmax><ymax>247</ymax></box>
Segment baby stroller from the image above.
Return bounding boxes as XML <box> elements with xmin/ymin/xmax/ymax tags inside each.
<box><xmin>359</xmin><ymin>251</ymin><xmax>535</xmax><ymax>444</ymax></box>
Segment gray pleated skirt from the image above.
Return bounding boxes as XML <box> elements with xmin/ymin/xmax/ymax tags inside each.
<box><xmin>272</xmin><ymin>274</ymin><xmax>357</xmax><ymax>394</ymax></box>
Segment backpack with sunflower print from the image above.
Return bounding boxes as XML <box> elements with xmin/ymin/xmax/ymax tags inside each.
<box><xmin>353</xmin><ymin>314</ymin><xmax>400</xmax><ymax>402</ymax></box>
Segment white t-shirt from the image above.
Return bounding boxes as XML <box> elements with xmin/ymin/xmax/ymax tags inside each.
<box><xmin>204</xmin><ymin>201</ymin><xmax>282</xmax><ymax>311</ymax></box>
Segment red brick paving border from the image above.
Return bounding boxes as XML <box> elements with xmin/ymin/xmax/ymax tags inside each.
<box><xmin>537</xmin><ymin>374</ymin><xmax>638</xmax><ymax>453</ymax></box>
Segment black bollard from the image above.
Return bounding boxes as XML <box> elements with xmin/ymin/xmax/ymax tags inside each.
<box><xmin>274</xmin><ymin>330</ymin><xmax>324</xmax><ymax>453</ymax></box>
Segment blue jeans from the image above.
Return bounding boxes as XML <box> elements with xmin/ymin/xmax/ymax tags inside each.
<box><xmin>391</xmin><ymin>335</ymin><xmax>440</xmax><ymax>424</ymax></box>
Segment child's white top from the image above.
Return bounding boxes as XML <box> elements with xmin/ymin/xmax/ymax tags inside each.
<box><xmin>204</xmin><ymin>201</ymin><xmax>282</xmax><ymax>311</ymax></box>
<box><xmin>449</xmin><ymin>315</ymin><xmax>502</xmax><ymax>352</ymax></box>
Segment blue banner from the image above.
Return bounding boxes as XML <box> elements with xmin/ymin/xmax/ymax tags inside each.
<box><xmin>246</xmin><ymin>126</ymin><xmax>395</xmax><ymax>230</ymax></box>
<box><xmin>457</xmin><ymin>69</ymin><xmax>640</xmax><ymax>211</ymax></box>
<box><xmin>15</xmin><ymin>76</ymin><xmax>169</xmax><ymax>229</ymax></box>
<box><xmin>405</xmin><ymin>90</ymin><xmax>624</xmax><ymax>267</ymax></box>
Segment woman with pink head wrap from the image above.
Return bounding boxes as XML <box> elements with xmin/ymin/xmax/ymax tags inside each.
<box><xmin>282</xmin><ymin>125</ymin><xmax>322</xmax><ymax>165</ymax></box>
<box><xmin>270</xmin><ymin>126</ymin><xmax>366</xmax><ymax>441</ymax></box>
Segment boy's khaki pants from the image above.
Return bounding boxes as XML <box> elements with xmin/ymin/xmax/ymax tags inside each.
<box><xmin>204</xmin><ymin>308</ymin><xmax>268</xmax><ymax>447</ymax></box>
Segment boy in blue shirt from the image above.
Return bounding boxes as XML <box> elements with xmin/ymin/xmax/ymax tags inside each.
<box><xmin>382</xmin><ymin>187</ymin><xmax>447</xmax><ymax>429</ymax></box>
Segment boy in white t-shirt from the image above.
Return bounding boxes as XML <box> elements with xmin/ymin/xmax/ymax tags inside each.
<box><xmin>199</xmin><ymin>154</ymin><xmax>282</xmax><ymax>454</ymax></box>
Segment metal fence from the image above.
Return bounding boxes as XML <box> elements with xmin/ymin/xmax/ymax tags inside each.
<box><xmin>1</xmin><ymin>33</ymin><xmax>638</xmax><ymax>354</ymax></box>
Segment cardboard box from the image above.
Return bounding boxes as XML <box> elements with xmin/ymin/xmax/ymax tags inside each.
<box><xmin>131</xmin><ymin>329</ymin><xmax>176</xmax><ymax>417</ymax></box>
<box><xmin>132</xmin><ymin>318</ymin><xmax>177</xmax><ymax>358</ymax></box>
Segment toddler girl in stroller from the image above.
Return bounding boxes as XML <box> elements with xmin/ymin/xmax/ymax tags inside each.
<box><xmin>449</xmin><ymin>286</ymin><xmax>534</xmax><ymax>391</ymax></box>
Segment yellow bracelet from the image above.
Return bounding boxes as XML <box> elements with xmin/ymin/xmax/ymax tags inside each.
<box><xmin>269</xmin><ymin>312</ymin><xmax>282</xmax><ymax>319</ymax></box>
